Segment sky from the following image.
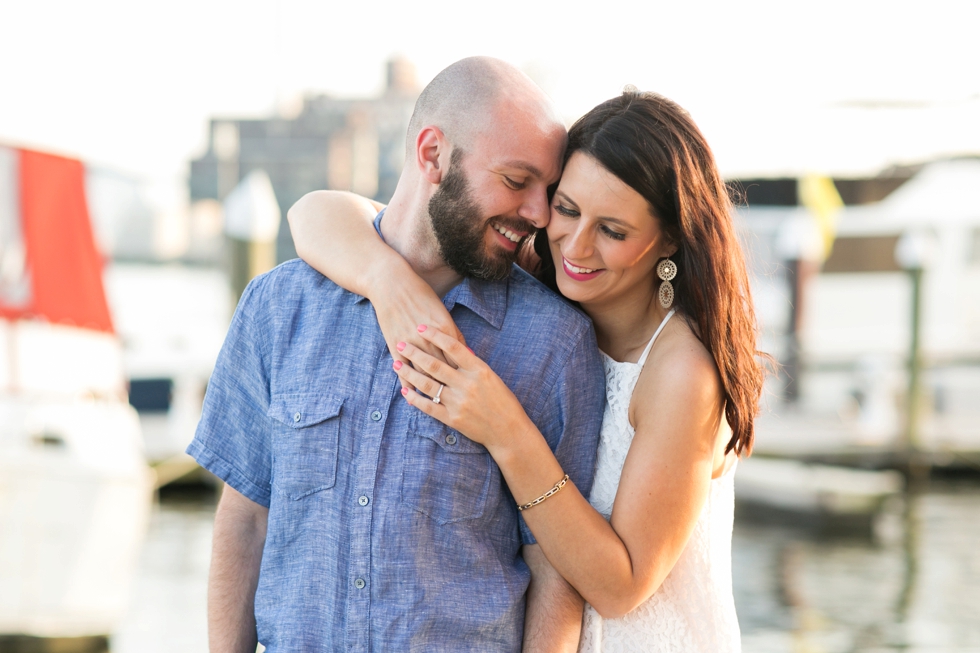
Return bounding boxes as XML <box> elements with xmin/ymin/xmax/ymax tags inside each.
<box><xmin>2</xmin><ymin>0</ymin><xmax>978</xmax><ymax>210</ymax></box>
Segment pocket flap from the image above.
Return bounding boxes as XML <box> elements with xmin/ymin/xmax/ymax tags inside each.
<box><xmin>268</xmin><ymin>393</ymin><xmax>344</xmax><ymax>428</ymax></box>
<box><xmin>409</xmin><ymin>411</ymin><xmax>487</xmax><ymax>454</ymax></box>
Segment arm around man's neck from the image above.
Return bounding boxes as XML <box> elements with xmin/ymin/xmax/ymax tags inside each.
<box><xmin>287</xmin><ymin>191</ymin><xmax>391</xmax><ymax>298</ymax></box>
<box><xmin>286</xmin><ymin>190</ymin><xmax>467</xmax><ymax>369</ymax></box>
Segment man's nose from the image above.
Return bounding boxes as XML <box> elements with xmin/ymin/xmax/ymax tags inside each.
<box><xmin>517</xmin><ymin>188</ymin><xmax>551</xmax><ymax>229</ymax></box>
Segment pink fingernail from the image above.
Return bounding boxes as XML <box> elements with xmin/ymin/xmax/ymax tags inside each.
<box><xmin>466</xmin><ymin>346</ymin><xmax>474</xmax><ymax>354</ymax></box>
<box><xmin>396</xmin><ymin>342</ymin><xmax>406</xmax><ymax>351</ymax></box>
<box><xmin>417</xmin><ymin>324</ymin><xmax>427</xmax><ymax>333</ymax></box>
<box><xmin>400</xmin><ymin>388</ymin><xmax>409</xmax><ymax>396</ymax></box>
<box><xmin>393</xmin><ymin>360</ymin><xmax>402</xmax><ymax>370</ymax></box>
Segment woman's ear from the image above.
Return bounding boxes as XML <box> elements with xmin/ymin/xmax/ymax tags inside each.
<box><xmin>415</xmin><ymin>126</ymin><xmax>449</xmax><ymax>184</ymax></box>
<box><xmin>660</xmin><ymin>236</ymin><xmax>679</xmax><ymax>259</ymax></box>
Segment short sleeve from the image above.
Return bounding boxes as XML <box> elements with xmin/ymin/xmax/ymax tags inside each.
<box><xmin>518</xmin><ymin>325</ymin><xmax>605</xmax><ymax>545</ymax></box>
<box><xmin>186</xmin><ymin>273</ymin><xmax>277</xmax><ymax>508</ymax></box>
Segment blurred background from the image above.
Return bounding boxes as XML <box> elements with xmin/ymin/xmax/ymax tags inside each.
<box><xmin>1</xmin><ymin>0</ymin><xmax>978</xmax><ymax>651</ymax></box>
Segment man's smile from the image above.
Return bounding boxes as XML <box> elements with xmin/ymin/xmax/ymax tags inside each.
<box><xmin>491</xmin><ymin>221</ymin><xmax>528</xmax><ymax>243</ymax></box>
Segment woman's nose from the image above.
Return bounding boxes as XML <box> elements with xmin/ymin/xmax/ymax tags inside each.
<box><xmin>562</xmin><ymin>222</ymin><xmax>594</xmax><ymax>260</ymax></box>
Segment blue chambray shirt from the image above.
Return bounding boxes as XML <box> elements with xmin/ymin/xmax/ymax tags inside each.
<box><xmin>188</xmin><ymin>214</ymin><xmax>605</xmax><ymax>652</ymax></box>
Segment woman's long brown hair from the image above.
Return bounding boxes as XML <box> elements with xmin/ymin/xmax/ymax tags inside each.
<box><xmin>530</xmin><ymin>89</ymin><xmax>768</xmax><ymax>455</ymax></box>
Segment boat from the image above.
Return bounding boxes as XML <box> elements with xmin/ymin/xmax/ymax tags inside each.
<box><xmin>734</xmin><ymin>456</ymin><xmax>904</xmax><ymax>532</ymax></box>
<box><xmin>0</xmin><ymin>146</ymin><xmax>154</xmax><ymax>639</ymax></box>
<box><xmin>103</xmin><ymin>260</ymin><xmax>230</xmax><ymax>480</ymax></box>
<box><xmin>738</xmin><ymin>158</ymin><xmax>980</xmax><ymax>464</ymax></box>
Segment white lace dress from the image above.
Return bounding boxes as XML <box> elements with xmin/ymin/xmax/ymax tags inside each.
<box><xmin>578</xmin><ymin>309</ymin><xmax>741</xmax><ymax>652</ymax></box>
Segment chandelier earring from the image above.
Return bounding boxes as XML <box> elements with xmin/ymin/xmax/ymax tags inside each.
<box><xmin>657</xmin><ymin>258</ymin><xmax>677</xmax><ymax>309</ymax></box>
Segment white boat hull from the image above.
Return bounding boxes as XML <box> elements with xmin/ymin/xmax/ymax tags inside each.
<box><xmin>0</xmin><ymin>397</ymin><xmax>154</xmax><ymax>637</ymax></box>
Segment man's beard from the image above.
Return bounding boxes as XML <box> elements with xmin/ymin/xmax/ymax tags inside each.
<box><xmin>427</xmin><ymin>152</ymin><xmax>534</xmax><ymax>281</ymax></box>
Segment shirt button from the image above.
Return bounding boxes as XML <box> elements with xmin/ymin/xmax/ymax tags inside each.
<box><xmin>358</xmin><ymin>495</ymin><xmax>369</xmax><ymax>506</ymax></box>
<box><xmin>445</xmin><ymin>434</ymin><xmax>457</xmax><ymax>445</ymax></box>
<box><xmin>354</xmin><ymin>578</ymin><xmax>366</xmax><ymax>589</ymax></box>
<box><xmin>370</xmin><ymin>410</ymin><xmax>382</xmax><ymax>421</ymax></box>
<box><xmin>293</xmin><ymin>412</ymin><xmax>301</xmax><ymax>422</ymax></box>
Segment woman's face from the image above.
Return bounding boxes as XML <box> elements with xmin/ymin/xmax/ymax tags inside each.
<box><xmin>548</xmin><ymin>151</ymin><xmax>674</xmax><ymax>308</ymax></box>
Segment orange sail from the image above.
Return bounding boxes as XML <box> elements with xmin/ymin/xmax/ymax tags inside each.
<box><xmin>0</xmin><ymin>148</ymin><xmax>113</xmax><ymax>333</ymax></box>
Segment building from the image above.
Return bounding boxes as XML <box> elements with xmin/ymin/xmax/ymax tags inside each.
<box><xmin>189</xmin><ymin>59</ymin><xmax>420</xmax><ymax>262</ymax></box>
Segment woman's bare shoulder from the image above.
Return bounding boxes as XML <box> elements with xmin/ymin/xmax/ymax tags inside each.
<box><xmin>630</xmin><ymin>316</ymin><xmax>724</xmax><ymax>441</ymax></box>
<box><xmin>650</xmin><ymin>317</ymin><xmax>719</xmax><ymax>385</ymax></box>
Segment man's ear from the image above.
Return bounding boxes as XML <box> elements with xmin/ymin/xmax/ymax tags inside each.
<box><xmin>415</xmin><ymin>126</ymin><xmax>450</xmax><ymax>184</ymax></box>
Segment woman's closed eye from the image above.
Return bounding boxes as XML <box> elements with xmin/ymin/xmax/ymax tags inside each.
<box><xmin>600</xmin><ymin>225</ymin><xmax>627</xmax><ymax>241</ymax></box>
<box><xmin>555</xmin><ymin>204</ymin><xmax>627</xmax><ymax>241</ymax></box>
<box><xmin>553</xmin><ymin>203</ymin><xmax>579</xmax><ymax>218</ymax></box>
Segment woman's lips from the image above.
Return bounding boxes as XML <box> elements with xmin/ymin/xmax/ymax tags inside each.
<box><xmin>562</xmin><ymin>257</ymin><xmax>604</xmax><ymax>281</ymax></box>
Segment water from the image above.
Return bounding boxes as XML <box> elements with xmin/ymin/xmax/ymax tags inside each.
<box><xmin>110</xmin><ymin>487</ymin><xmax>214</xmax><ymax>653</ymax></box>
<box><xmin>734</xmin><ymin>479</ymin><xmax>980</xmax><ymax>652</ymax></box>
<box><xmin>109</xmin><ymin>480</ymin><xmax>980</xmax><ymax>653</ymax></box>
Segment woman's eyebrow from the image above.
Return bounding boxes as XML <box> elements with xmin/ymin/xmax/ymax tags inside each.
<box><xmin>555</xmin><ymin>190</ymin><xmax>636</xmax><ymax>230</ymax></box>
<box><xmin>554</xmin><ymin>190</ymin><xmax>579</xmax><ymax>208</ymax></box>
<box><xmin>599</xmin><ymin>216</ymin><xmax>635</xmax><ymax>230</ymax></box>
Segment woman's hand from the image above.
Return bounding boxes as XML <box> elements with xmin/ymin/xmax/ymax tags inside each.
<box><xmin>392</xmin><ymin>325</ymin><xmax>535</xmax><ymax>452</ymax></box>
<box><xmin>369</xmin><ymin>273</ymin><xmax>466</xmax><ymax>389</ymax></box>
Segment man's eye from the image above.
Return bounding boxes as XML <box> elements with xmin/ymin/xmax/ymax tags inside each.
<box><xmin>554</xmin><ymin>204</ymin><xmax>578</xmax><ymax>217</ymax></box>
<box><xmin>600</xmin><ymin>225</ymin><xmax>626</xmax><ymax>241</ymax></box>
<box><xmin>504</xmin><ymin>177</ymin><xmax>526</xmax><ymax>190</ymax></box>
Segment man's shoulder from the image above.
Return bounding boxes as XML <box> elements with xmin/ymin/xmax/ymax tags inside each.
<box><xmin>246</xmin><ymin>259</ymin><xmax>351</xmax><ymax>308</ymax></box>
<box><xmin>254</xmin><ymin>257</ymin><xmax>337</xmax><ymax>289</ymax></box>
<box><xmin>505</xmin><ymin>266</ymin><xmax>592</xmax><ymax>333</ymax></box>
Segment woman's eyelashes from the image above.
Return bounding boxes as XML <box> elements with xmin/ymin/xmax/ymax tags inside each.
<box><xmin>600</xmin><ymin>225</ymin><xmax>627</xmax><ymax>241</ymax></box>
<box><xmin>553</xmin><ymin>203</ymin><xmax>579</xmax><ymax>218</ymax></box>
<box><xmin>553</xmin><ymin>203</ymin><xmax>627</xmax><ymax>241</ymax></box>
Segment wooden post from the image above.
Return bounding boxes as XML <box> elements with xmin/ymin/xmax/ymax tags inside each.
<box><xmin>904</xmin><ymin>266</ymin><xmax>923</xmax><ymax>455</ymax></box>
<box><xmin>895</xmin><ymin>230</ymin><xmax>932</xmax><ymax>479</ymax></box>
<box><xmin>904</xmin><ymin>266</ymin><xmax>931</xmax><ymax>480</ymax></box>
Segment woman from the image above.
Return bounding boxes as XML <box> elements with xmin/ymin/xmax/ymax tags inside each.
<box><xmin>288</xmin><ymin>90</ymin><xmax>767</xmax><ymax>651</ymax></box>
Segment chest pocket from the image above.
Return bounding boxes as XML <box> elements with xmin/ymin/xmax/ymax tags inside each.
<box><xmin>401</xmin><ymin>411</ymin><xmax>493</xmax><ymax>525</ymax></box>
<box><xmin>268</xmin><ymin>393</ymin><xmax>344</xmax><ymax>500</ymax></box>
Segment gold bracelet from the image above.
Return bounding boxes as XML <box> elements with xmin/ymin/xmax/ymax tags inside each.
<box><xmin>517</xmin><ymin>474</ymin><xmax>570</xmax><ymax>512</ymax></box>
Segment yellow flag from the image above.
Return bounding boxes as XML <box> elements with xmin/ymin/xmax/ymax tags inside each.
<box><xmin>798</xmin><ymin>175</ymin><xmax>844</xmax><ymax>260</ymax></box>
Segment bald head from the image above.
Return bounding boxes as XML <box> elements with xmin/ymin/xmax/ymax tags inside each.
<box><xmin>383</xmin><ymin>58</ymin><xmax>565</xmax><ymax>291</ymax></box>
<box><xmin>406</xmin><ymin>57</ymin><xmax>563</xmax><ymax>155</ymax></box>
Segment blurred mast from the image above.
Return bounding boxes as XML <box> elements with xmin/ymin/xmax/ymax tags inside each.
<box><xmin>778</xmin><ymin>175</ymin><xmax>843</xmax><ymax>402</ymax></box>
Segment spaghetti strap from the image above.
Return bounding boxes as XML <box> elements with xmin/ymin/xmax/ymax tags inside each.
<box><xmin>636</xmin><ymin>308</ymin><xmax>675</xmax><ymax>368</ymax></box>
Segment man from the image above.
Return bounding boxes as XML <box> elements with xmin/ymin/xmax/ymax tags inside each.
<box><xmin>188</xmin><ymin>57</ymin><xmax>605</xmax><ymax>652</ymax></box>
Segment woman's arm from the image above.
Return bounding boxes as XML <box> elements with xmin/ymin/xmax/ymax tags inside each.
<box><xmin>392</xmin><ymin>325</ymin><xmax>727</xmax><ymax>619</ymax></box>
<box><xmin>288</xmin><ymin>191</ymin><xmax>388</xmax><ymax>296</ymax></box>
<box><xmin>287</xmin><ymin>191</ymin><xmax>464</xmax><ymax>370</ymax></box>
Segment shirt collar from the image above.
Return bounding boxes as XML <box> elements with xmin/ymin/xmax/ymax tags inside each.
<box><xmin>443</xmin><ymin>277</ymin><xmax>508</xmax><ymax>330</ymax></box>
<box><xmin>355</xmin><ymin>209</ymin><xmax>508</xmax><ymax>330</ymax></box>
